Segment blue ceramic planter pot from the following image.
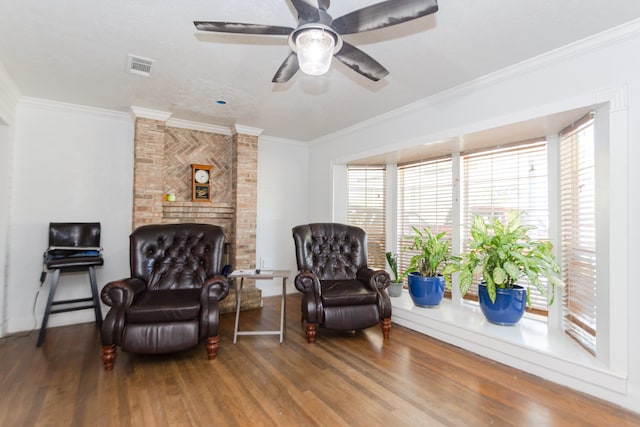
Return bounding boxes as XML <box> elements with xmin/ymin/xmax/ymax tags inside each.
<box><xmin>478</xmin><ymin>283</ymin><xmax>526</xmax><ymax>326</ymax></box>
<box><xmin>408</xmin><ymin>273</ymin><xmax>445</xmax><ymax>307</ymax></box>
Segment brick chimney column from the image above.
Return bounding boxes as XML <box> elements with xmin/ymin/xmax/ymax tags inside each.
<box><xmin>231</xmin><ymin>129</ymin><xmax>260</xmax><ymax>271</ymax></box>
<box><xmin>132</xmin><ymin>117</ymin><xmax>168</xmax><ymax>229</ymax></box>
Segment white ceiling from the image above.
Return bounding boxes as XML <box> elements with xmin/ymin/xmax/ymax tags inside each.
<box><xmin>1</xmin><ymin>0</ymin><xmax>640</xmax><ymax>142</ymax></box>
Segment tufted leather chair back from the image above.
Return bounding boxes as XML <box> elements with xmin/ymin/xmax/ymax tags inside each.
<box><xmin>130</xmin><ymin>223</ymin><xmax>225</xmax><ymax>290</ymax></box>
<box><xmin>292</xmin><ymin>223</ymin><xmax>368</xmax><ymax>281</ymax></box>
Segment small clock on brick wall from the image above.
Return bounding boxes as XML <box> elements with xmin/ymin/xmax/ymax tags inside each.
<box><xmin>191</xmin><ymin>164</ymin><xmax>212</xmax><ymax>202</ymax></box>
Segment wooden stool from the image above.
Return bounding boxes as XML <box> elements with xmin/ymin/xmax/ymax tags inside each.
<box><xmin>36</xmin><ymin>223</ymin><xmax>103</xmax><ymax>347</ymax></box>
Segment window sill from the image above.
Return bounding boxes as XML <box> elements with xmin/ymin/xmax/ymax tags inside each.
<box><xmin>390</xmin><ymin>290</ymin><xmax>627</xmax><ymax>398</ymax></box>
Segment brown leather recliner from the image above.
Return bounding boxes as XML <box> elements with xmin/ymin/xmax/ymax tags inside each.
<box><xmin>292</xmin><ymin>223</ymin><xmax>391</xmax><ymax>343</ymax></box>
<box><xmin>100</xmin><ymin>223</ymin><xmax>229</xmax><ymax>370</ymax></box>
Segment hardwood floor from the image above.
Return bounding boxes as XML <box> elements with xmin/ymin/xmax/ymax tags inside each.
<box><xmin>1</xmin><ymin>293</ymin><xmax>639</xmax><ymax>427</ymax></box>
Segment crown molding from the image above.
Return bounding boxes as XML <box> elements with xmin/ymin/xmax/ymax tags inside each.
<box><xmin>129</xmin><ymin>107</ymin><xmax>249</xmax><ymax>136</ymax></box>
<box><xmin>311</xmin><ymin>18</ymin><xmax>640</xmax><ymax>147</ymax></box>
<box><xmin>259</xmin><ymin>134</ymin><xmax>307</xmax><ymax>147</ymax></box>
<box><xmin>233</xmin><ymin>124</ymin><xmax>263</xmax><ymax>136</ymax></box>
<box><xmin>166</xmin><ymin>117</ymin><xmax>232</xmax><ymax>135</ymax></box>
<box><xmin>129</xmin><ymin>106</ymin><xmax>172</xmax><ymax>121</ymax></box>
<box><xmin>19</xmin><ymin>97</ymin><xmax>130</xmax><ymax>120</ymax></box>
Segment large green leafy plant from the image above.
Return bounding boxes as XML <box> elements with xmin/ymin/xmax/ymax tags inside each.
<box><xmin>405</xmin><ymin>226</ymin><xmax>453</xmax><ymax>277</ymax></box>
<box><xmin>444</xmin><ymin>211</ymin><xmax>563</xmax><ymax>305</ymax></box>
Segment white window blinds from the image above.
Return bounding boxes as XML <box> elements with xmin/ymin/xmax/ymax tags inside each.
<box><xmin>347</xmin><ymin>165</ymin><xmax>386</xmax><ymax>270</ymax></box>
<box><xmin>559</xmin><ymin>114</ymin><xmax>596</xmax><ymax>354</ymax></box>
<box><xmin>397</xmin><ymin>157</ymin><xmax>453</xmax><ymax>284</ymax></box>
<box><xmin>461</xmin><ymin>140</ymin><xmax>551</xmax><ymax>313</ymax></box>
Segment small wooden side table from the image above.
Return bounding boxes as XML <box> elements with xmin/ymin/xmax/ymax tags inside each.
<box><xmin>228</xmin><ymin>269</ymin><xmax>290</xmax><ymax>343</ymax></box>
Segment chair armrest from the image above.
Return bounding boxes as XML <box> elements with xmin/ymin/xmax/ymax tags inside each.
<box><xmin>100</xmin><ymin>277</ymin><xmax>146</xmax><ymax>347</ymax></box>
<box><xmin>295</xmin><ymin>270</ymin><xmax>323</xmax><ymax>324</ymax></box>
<box><xmin>357</xmin><ymin>268</ymin><xmax>391</xmax><ymax>290</ymax></box>
<box><xmin>294</xmin><ymin>271</ymin><xmax>321</xmax><ymax>295</ymax></box>
<box><xmin>201</xmin><ymin>275</ymin><xmax>230</xmax><ymax>301</ymax></box>
<box><xmin>358</xmin><ymin>268</ymin><xmax>392</xmax><ymax>319</ymax></box>
<box><xmin>100</xmin><ymin>278</ymin><xmax>146</xmax><ymax>307</ymax></box>
<box><xmin>200</xmin><ymin>275</ymin><xmax>230</xmax><ymax>337</ymax></box>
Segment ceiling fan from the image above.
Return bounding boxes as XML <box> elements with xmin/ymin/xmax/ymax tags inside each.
<box><xmin>194</xmin><ymin>0</ymin><xmax>438</xmax><ymax>83</ymax></box>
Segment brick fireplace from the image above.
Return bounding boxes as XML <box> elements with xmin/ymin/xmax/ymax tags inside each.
<box><xmin>130</xmin><ymin>109</ymin><xmax>262</xmax><ymax>313</ymax></box>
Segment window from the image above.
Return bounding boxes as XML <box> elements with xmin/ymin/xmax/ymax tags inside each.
<box><xmin>347</xmin><ymin>165</ymin><xmax>386</xmax><ymax>269</ymax></box>
<box><xmin>340</xmin><ymin>106</ymin><xmax>611</xmax><ymax>363</ymax></box>
<box><xmin>461</xmin><ymin>140</ymin><xmax>550</xmax><ymax>313</ymax></box>
<box><xmin>559</xmin><ymin>114</ymin><xmax>597</xmax><ymax>354</ymax></box>
<box><xmin>397</xmin><ymin>157</ymin><xmax>453</xmax><ymax>283</ymax></box>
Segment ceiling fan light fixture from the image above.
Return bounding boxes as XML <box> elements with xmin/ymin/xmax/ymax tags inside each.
<box><xmin>294</xmin><ymin>27</ymin><xmax>336</xmax><ymax>76</ymax></box>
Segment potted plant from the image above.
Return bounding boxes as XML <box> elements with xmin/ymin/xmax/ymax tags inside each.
<box><xmin>385</xmin><ymin>251</ymin><xmax>404</xmax><ymax>297</ymax></box>
<box><xmin>404</xmin><ymin>226</ymin><xmax>453</xmax><ymax>307</ymax></box>
<box><xmin>443</xmin><ymin>211</ymin><xmax>563</xmax><ymax>325</ymax></box>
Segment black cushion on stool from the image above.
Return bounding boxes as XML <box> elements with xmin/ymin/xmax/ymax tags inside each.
<box><xmin>47</xmin><ymin>256</ymin><xmax>104</xmax><ymax>270</ymax></box>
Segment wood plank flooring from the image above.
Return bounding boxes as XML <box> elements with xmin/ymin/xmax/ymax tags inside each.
<box><xmin>1</xmin><ymin>293</ymin><xmax>639</xmax><ymax>426</ymax></box>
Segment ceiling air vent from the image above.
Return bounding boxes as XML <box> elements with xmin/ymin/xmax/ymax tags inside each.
<box><xmin>126</xmin><ymin>54</ymin><xmax>154</xmax><ymax>77</ymax></box>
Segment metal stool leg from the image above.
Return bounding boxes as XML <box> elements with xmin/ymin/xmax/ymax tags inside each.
<box><xmin>88</xmin><ymin>266</ymin><xmax>103</xmax><ymax>328</ymax></box>
<box><xmin>37</xmin><ymin>269</ymin><xmax>61</xmax><ymax>347</ymax></box>
<box><xmin>233</xmin><ymin>278</ymin><xmax>244</xmax><ymax>344</ymax></box>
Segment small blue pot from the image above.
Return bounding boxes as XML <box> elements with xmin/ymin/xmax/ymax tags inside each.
<box><xmin>478</xmin><ymin>283</ymin><xmax>526</xmax><ymax>326</ymax></box>
<box><xmin>408</xmin><ymin>273</ymin><xmax>445</xmax><ymax>307</ymax></box>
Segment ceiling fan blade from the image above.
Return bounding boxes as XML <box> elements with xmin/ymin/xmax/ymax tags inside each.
<box><xmin>289</xmin><ymin>0</ymin><xmax>321</xmax><ymax>23</ymax></box>
<box><xmin>331</xmin><ymin>0</ymin><xmax>438</xmax><ymax>35</ymax></box>
<box><xmin>334</xmin><ymin>42</ymin><xmax>389</xmax><ymax>82</ymax></box>
<box><xmin>272</xmin><ymin>52</ymin><xmax>300</xmax><ymax>83</ymax></box>
<box><xmin>194</xmin><ymin>21</ymin><xmax>294</xmax><ymax>36</ymax></box>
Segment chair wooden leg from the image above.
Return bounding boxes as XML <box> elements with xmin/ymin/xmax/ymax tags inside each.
<box><xmin>381</xmin><ymin>318</ymin><xmax>391</xmax><ymax>339</ymax></box>
<box><xmin>102</xmin><ymin>345</ymin><xmax>117</xmax><ymax>371</ymax></box>
<box><xmin>305</xmin><ymin>323</ymin><xmax>317</xmax><ymax>344</ymax></box>
<box><xmin>206</xmin><ymin>336</ymin><xmax>220</xmax><ymax>360</ymax></box>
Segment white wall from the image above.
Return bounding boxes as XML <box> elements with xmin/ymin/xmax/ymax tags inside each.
<box><xmin>306</xmin><ymin>21</ymin><xmax>640</xmax><ymax>413</ymax></box>
<box><xmin>7</xmin><ymin>98</ymin><xmax>134</xmax><ymax>332</ymax></box>
<box><xmin>0</xmin><ymin>61</ymin><xmax>20</xmax><ymax>337</ymax></box>
<box><xmin>0</xmin><ymin>123</ymin><xmax>9</xmax><ymax>336</ymax></box>
<box><xmin>256</xmin><ymin>135</ymin><xmax>308</xmax><ymax>296</ymax></box>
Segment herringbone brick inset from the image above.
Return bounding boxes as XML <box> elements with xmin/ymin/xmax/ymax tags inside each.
<box><xmin>164</xmin><ymin>127</ymin><xmax>233</xmax><ymax>203</ymax></box>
